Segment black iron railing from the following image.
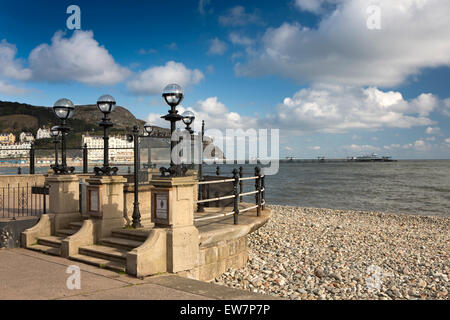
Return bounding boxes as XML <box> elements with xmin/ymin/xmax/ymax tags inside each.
<box><xmin>0</xmin><ymin>183</ymin><xmax>48</xmax><ymax>219</ymax></box>
<box><xmin>194</xmin><ymin>166</ymin><xmax>266</xmax><ymax>225</ymax></box>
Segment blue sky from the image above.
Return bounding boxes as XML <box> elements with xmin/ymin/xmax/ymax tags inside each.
<box><xmin>0</xmin><ymin>0</ymin><xmax>449</xmax><ymax>159</ymax></box>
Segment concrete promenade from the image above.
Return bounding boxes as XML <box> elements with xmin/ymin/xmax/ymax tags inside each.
<box><xmin>0</xmin><ymin>248</ymin><xmax>275</xmax><ymax>300</ymax></box>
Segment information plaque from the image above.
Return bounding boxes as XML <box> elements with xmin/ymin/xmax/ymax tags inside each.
<box><xmin>152</xmin><ymin>189</ymin><xmax>170</xmax><ymax>225</ymax></box>
<box><xmin>87</xmin><ymin>185</ymin><xmax>102</xmax><ymax>217</ymax></box>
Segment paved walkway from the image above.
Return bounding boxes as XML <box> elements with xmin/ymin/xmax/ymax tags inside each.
<box><xmin>0</xmin><ymin>248</ymin><xmax>275</xmax><ymax>300</ymax></box>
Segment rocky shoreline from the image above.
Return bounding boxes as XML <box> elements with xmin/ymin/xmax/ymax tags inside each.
<box><xmin>214</xmin><ymin>205</ymin><xmax>449</xmax><ymax>300</ymax></box>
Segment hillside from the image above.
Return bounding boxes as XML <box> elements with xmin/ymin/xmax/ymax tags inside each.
<box><xmin>0</xmin><ymin>100</ymin><xmax>169</xmax><ymax>148</ymax></box>
<box><xmin>0</xmin><ymin>101</ymin><xmax>224</xmax><ymax>159</ymax></box>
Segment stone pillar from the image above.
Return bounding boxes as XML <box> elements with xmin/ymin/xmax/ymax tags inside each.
<box><xmin>85</xmin><ymin>175</ymin><xmax>127</xmax><ymax>240</ymax></box>
<box><xmin>149</xmin><ymin>175</ymin><xmax>199</xmax><ymax>274</ymax></box>
<box><xmin>46</xmin><ymin>174</ymin><xmax>80</xmax><ymax>231</ymax></box>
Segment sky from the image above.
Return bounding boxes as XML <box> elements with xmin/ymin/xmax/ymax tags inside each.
<box><xmin>0</xmin><ymin>0</ymin><xmax>449</xmax><ymax>159</ymax></box>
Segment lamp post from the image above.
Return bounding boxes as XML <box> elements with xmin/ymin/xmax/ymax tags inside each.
<box><xmin>94</xmin><ymin>94</ymin><xmax>118</xmax><ymax>176</ymax></box>
<box><xmin>181</xmin><ymin>110</ymin><xmax>195</xmax><ymax>134</ymax></box>
<box><xmin>129</xmin><ymin>123</ymin><xmax>153</xmax><ymax>228</ymax></box>
<box><xmin>50</xmin><ymin>126</ymin><xmax>60</xmax><ymax>169</ymax></box>
<box><xmin>52</xmin><ymin>98</ymin><xmax>75</xmax><ymax>174</ymax></box>
<box><xmin>197</xmin><ymin>120</ymin><xmax>205</xmax><ymax>212</ymax></box>
<box><xmin>160</xmin><ymin>84</ymin><xmax>185</xmax><ymax>177</ymax></box>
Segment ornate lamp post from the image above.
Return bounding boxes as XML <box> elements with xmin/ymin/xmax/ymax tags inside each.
<box><xmin>52</xmin><ymin>98</ymin><xmax>75</xmax><ymax>174</ymax></box>
<box><xmin>94</xmin><ymin>94</ymin><xmax>118</xmax><ymax>176</ymax></box>
<box><xmin>181</xmin><ymin>110</ymin><xmax>195</xmax><ymax>134</ymax></box>
<box><xmin>50</xmin><ymin>126</ymin><xmax>60</xmax><ymax>169</ymax></box>
<box><xmin>129</xmin><ymin>123</ymin><xmax>153</xmax><ymax>228</ymax></box>
<box><xmin>160</xmin><ymin>84</ymin><xmax>185</xmax><ymax>177</ymax></box>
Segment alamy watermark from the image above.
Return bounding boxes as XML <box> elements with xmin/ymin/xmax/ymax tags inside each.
<box><xmin>66</xmin><ymin>5</ymin><xmax>81</xmax><ymax>30</ymax></box>
<box><xmin>66</xmin><ymin>265</ymin><xmax>81</xmax><ymax>290</ymax></box>
<box><xmin>367</xmin><ymin>4</ymin><xmax>381</xmax><ymax>30</ymax></box>
<box><xmin>170</xmin><ymin>128</ymin><xmax>280</xmax><ymax>175</ymax></box>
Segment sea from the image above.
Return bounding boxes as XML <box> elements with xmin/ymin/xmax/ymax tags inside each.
<box><xmin>1</xmin><ymin>160</ymin><xmax>449</xmax><ymax>217</ymax></box>
<box><xmin>204</xmin><ymin>160</ymin><xmax>450</xmax><ymax>217</ymax></box>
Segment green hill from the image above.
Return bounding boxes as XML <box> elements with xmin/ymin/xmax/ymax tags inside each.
<box><xmin>0</xmin><ymin>100</ymin><xmax>168</xmax><ymax>149</ymax></box>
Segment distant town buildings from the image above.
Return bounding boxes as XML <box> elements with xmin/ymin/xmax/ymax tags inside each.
<box><xmin>19</xmin><ymin>132</ymin><xmax>35</xmax><ymax>143</ymax></box>
<box><xmin>0</xmin><ymin>142</ymin><xmax>31</xmax><ymax>158</ymax></box>
<box><xmin>36</xmin><ymin>127</ymin><xmax>51</xmax><ymax>139</ymax></box>
<box><xmin>0</xmin><ymin>133</ymin><xmax>16</xmax><ymax>145</ymax></box>
<box><xmin>82</xmin><ymin>133</ymin><xmax>133</xmax><ymax>162</ymax></box>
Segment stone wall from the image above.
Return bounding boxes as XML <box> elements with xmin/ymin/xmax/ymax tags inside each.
<box><xmin>0</xmin><ymin>174</ymin><xmax>46</xmax><ymax>188</ymax></box>
<box><xmin>179</xmin><ymin>235</ymin><xmax>248</xmax><ymax>282</ymax></box>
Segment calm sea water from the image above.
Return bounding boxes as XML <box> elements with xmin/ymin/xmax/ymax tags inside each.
<box><xmin>205</xmin><ymin>161</ymin><xmax>450</xmax><ymax>217</ymax></box>
<box><xmin>1</xmin><ymin>160</ymin><xmax>449</xmax><ymax>217</ymax></box>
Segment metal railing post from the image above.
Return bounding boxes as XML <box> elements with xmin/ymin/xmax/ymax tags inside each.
<box><xmin>82</xmin><ymin>143</ymin><xmax>88</xmax><ymax>173</ymax></box>
<box><xmin>239</xmin><ymin>166</ymin><xmax>243</xmax><ymax>203</ymax></box>
<box><xmin>232</xmin><ymin>168</ymin><xmax>239</xmax><ymax>225</ymax></box>
<box><xmin>255</xmin><ymin>166</ymin><xmax>261</xmax><ymax>216</ymax></box>
<box><xmin>261</xmin><ymin>169</ymin><xmax>266</xmax><ymax>210</ymax></box>
<box><xmin>29</xmin><ymin>143</ymin><xmax>35</xmax><ymax>174</ymax></box>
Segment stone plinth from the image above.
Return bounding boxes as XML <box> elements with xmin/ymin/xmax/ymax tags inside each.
<box><xmin>45</xmin><ymin>174</ymin><xmax>80</xmax><ymax>231</ymax></box>
<box><xmin>149</xmin><ymin>175</ymin><xmax>199</xmax><ymax>274</ymax></box>
<box><xmin>86</xmin><ymin>175</ymin><xmax>127</xmax><ymax>240</ymax></box>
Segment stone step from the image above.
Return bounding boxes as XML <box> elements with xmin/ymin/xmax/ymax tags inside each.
<box><xmin>79</xmin><ymin>244</ymin><xmax>127</xmax><ymax>263</ymax></box>
<box><xmin>37</xmin><ymin>236</ymin><xmax>63</xmax><ymax>248</ymax></box>
<box><xmin>69</xmin><ymin>221</ymin><xmax>83</xmax><ymax>230</ymax></box>
<box><xmin>111</xmin><ymin>228</ymin><xmax>151</xmax><ymax>242</ymax></box>
<box><xmin>69</xmin><ymin>254</ymin><xmax>126</xmax><ymax>273</ymax></box>
<box><xmin>27</xmin><ymin>244</ymin><xmax>60</xmax><ymax>256</ymax></box>
<box><xmin>56</xmin><ymin>229</ymin><xmax>77</xmax><ymax>237</ymax></box>
<box><xmin>100</xmin><ymin>237</ymin><xmax>143</xmax><ymax>251</ymax></box>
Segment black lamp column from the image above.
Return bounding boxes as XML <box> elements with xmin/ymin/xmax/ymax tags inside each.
<box><xmin>160</xmin><ymin>84</ymin><xmax>185</xmax><ymax>177</ymax></box>
<box><xmin>52</xmin><ymin>98</ymin><xmax>75</xmax><ymax>175</ymax></box>
<box><xmin>131</xmin><ymin>125</ymin><xmax>142</xmax><ymax>228</ymax></box>
<box><xmin>94</xmin><ymin>95</ymin><xmax>118</xmax><ymax>176</ymax></box>
<box><xmin>129</xmin><ymin>123</ymin><xmax>153</xmax><ymax>228</ymax></box>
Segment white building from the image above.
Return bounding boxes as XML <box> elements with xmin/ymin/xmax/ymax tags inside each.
<box><xmin>82</xmin><ymin>134</ymin><xmax>133</xmax><ymax>163</ymax></box>
<box><xmin>36</xmin><ymin>127</ymin><xmax>51</xmax><ymax>139</ymax></box>
<box><xmin>0</xmin><ymin>142</ymin><xmax>31</xmax><ymax>158</ymax></box>
<box><xmin>19</xmin><ymin>132</ymin><xmax>34</xmax><ymax>143</ymax></box>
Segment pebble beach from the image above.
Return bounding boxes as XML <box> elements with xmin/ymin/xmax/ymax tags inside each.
<box><xmin>214</xmin><ymin>205</ymin><xmax>449</xmax><ymax>300</ymax></box>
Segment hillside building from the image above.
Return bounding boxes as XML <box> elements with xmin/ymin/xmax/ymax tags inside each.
<box><xmin>36</xmin><ymin>127</ymin><xmax>51</xmax><ymax>139</ymax></box>
<box><xmin>82</xmin><ymin>133</ymin><xmax>133</xmax><ymax>163</ymax></box>
<box><xmin>0</xmin><ymin>133</ymin><xmax>16</xmax><ymax>145</ymax></box>
<box><xmin>19</xmin><ymin>132</ymin><xmax>35</xmax><ymax>143</ymax></box>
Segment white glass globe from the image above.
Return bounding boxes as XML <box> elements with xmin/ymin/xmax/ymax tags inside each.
<box><xmin>162</xmin><ymin>83</ymin><xmax>184</xmax><ymax>107</ymax></box>
<box><xmin>50</xmin><ymin>126</ymin><xmax>60</xmax><ymax>137</ymax></box>
<box><xmin>144</xmin><ymin>123</ymin><xmax>153</xmax><ymax>134</ymax></box>
<box><xmin>182</xmin><ymin>110</ymin><xmax>195</xmax><ymax>125</ymax></box>
<box><xmin>97</xmin><ymin>94</ymin><xmax>116</xmax><ymax>114</ymax></box>
<box><xmin>53</xmin><ymin>98</ymin><xmax>75</xmax><ymax>120</ymax></box>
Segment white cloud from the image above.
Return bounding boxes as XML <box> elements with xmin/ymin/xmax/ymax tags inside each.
<box><xmin>166</xmin><ymin>42</ymin><xmax>178</xmax><ymax>51</ymax></box>
<box><xmin>147</xmin><ymin>96</ymin><xmax>257</xmax><ymax>133</ymax></box>
<box><xmin>127</xmin><ymin>61</ymin><xmax>204</xmax><ymax>96</ymax></box>
<box><xmin>28</xmin><ymin>31</ymin><xmax>129</xmax><ymax>85</ymax></box>
<box><xmin>0</xmin><ymin>81</ymin><xmax>30</xmax><ymax>95</ymax></box>
<box><xmin>0</xmin><ymin>40</ymin><xmax>31</xmax><ymax>80</ymax></box>
<box><xmin>271</xmin><ymin>84</ymin><xmax>436</xmax><ymax>133</ymax></box>
<box><xmin>219</xmin><ymin>6</ymin><xmax>263</xmax><ymax>27</ymax></box>
<box><xmin>343</xmin><ymin>144</ymin><xmax>380</xmax><ymax>154</ymax></box>
<box><xmin>207</xmin><ymin>38</ymin><xmax>227</xmax><ymax>55</ymax></box>
<box><xmin>442</xmin><ymin>98</ymin><xmax>450</xmax><ymax>117</ymax></box>
<box><xmin>294</xmin><ymin>0</ymin><xmax>342</xmax><ymax>14</ymax></box>
<box><xmin>309</xmin><ymin>146</ymin><xmax>321</xmax><ymax>150</ymax></box>
<box><xmin>236</xmin><ymin>0</ymin><xmax>450</xmax><ymax>87</ymax></box>
<box><xmin>425</xmin><ymin>127</ymin><xmax>441</xmax><ymax>135</ymax></box>
<box><xmin>198</xmin><ymin>0</ymin><xmax>212</xmax><ymax>15</ymax></box>
<box><xmin>229</xmin><ymin>33</ymin><xmax>254</xmax><ymax>46</ymax></box>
